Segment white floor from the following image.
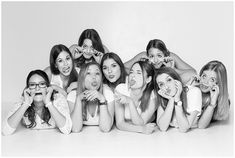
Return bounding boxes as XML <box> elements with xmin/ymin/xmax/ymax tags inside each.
<box><xmin>1</xmin><ymin>102</ymin><xmax>234</xmax><ymax>157</ymax></box>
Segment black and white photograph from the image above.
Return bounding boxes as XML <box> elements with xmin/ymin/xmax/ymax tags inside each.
<box><xmin>1</xmin><ymin>1</ymin><xmax>234</xmax><ymax>157</ymax></box>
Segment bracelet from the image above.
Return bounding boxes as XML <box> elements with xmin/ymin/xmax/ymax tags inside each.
<box><xmin>98</xmin><ymin>100</ymin><xmax>107</xmax><ymax>106</ymax></box>
<box><xmin>174</xmin><ymin>100</ymin><xmax>182</xmax><ymax>107</ymax></box>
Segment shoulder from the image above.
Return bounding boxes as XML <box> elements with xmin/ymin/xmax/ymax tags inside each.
<box><xmin>44</xmin><ymin>66</ymin><xmax>52</xmax><ymax>79</ymax></box>
<box><xmin>103</xmin><ymin>44</ymin><xmax>109</xmax><ymax>53</ymax></box>
<box><xmin>186</xmin><ymin>86</ymin><xmax>202</xmax><ymax>99</ymax></box>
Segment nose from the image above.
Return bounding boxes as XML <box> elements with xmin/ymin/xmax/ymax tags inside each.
<box><xmin>108</xmin><ymin>67</ymin><xmax>112</xmax><ymax>74</ymax></box>
<box><xmin>154</xmin><ymin>57</ymin><xmax>158</xmax><ymax>63</ymax></box>
<box><xmin>64</xmin><ymin>60</ymin><xmax>68</xmax><ymax>66</ymax></box>
<box><xmin>35</xmin><ymin>84</ymin><xmax>40</xmax><ymax>90</ymax></box>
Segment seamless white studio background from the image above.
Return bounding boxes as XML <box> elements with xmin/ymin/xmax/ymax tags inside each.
<box><xmin>2</xmin><ymin>1</ymin><xmax>233</xmax><ymax>104</ymax></box>
<box><xmin>1</xmin><ymin>1</ymin><xmax>234</xmax><ymax>157</ymax></box>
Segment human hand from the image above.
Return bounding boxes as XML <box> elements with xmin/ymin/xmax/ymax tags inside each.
<box><xmin>163</xmin><ymin>56</ymin><xmax>175</xmax><ymax>68</ymax></box>
<box><xmin>67</xmin><ymin>82</ymin><xmax>78</xmax><ymax>93</ymax></box>
<box><xmin>83</xmin><ymin>90</ymin><xmax>105</xmax><ymax>102</ymax></box>
<box><xmin>92</xmin><ymin>49</ymin><xmax>103</xmax><ymax>64</ymax></box>
<box><xmin>188</xmin><ymin>75</ymin><xmax>200</xmax><ymax>86</ymax></box>
<box><xmin>158</xmin><ymin>89</ymin><xmax>173</xmax><ymax>100</ymax></box>
<box><xmin>43</xmin><ymin>87</ymin><xmax>54</xmax><ymax>105</ymax></box>
<box><xmin>210</xmin><ymin>84</ymin><xmax>219</xmax><ymax>106</ymax></box>
<box><xmin>142</xmin><ymin>123</ymin><xmax>157</xmax><ymax>134</ymax></box>
<box><xmin>174</xmin><ymin>80</ymin><xmax>183</xmax><ymax>102</ymax></box>
<box><xmin>114</xmin><ymin>90</ymin><xmax>131</xmax><ymax>105</ymax></box>
<box><xmin>23</xmin><ymin>88</ymin><xmax>34</xmax><ymax>106</ymax></box>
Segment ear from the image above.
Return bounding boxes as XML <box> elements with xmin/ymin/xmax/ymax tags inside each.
<box><xmin>146</xmin><ymin>76</ymin><xmax>152</xmax><ymax>84</ymax></box>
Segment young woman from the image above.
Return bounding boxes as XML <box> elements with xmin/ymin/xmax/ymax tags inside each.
<box><xmin>67</xmin><ymin>62</ymin><xmax>114</xmax><ymax>132</ymax></box>
<box><xmin>99</xmin><ymin>52</ymin><xmax>127</xmax><ymax>115</ymax></box>
<box><xmin>114</xmin><ymin>60</ymin><xmax>157</xmax><ymax>134</ymax></box>
<box><xmin>44</xmin><ymin>44</ymin><xmax>78</xmax><ymax>98</ymax></box>
<box><xmin>69</xmin><ymin>29</ymin><xmax>109</xmax><ymax>67</ymax></box>
<box><xmin>190</xmin><ymin>61</ymin><xmax>230</xmax><ymax>128</ymax></box>
<box><xmin>124</xmin><ymin>39</ymin><xmax>196</xmax><ymax>85</ymax></box>
<box><xmin>2</xmin><ymin>70</ymin><xmax>72</xmax><ymax>135</ymax></box>
<box><xmin>154</xmin><ymin>67</ymin><xmax>202</xmax><ymax>132</ymax></box>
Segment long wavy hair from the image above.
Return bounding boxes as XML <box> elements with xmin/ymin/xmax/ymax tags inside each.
<box><xmin>129</xmin><ymin>60</ymin><xmax>155</xmax><ymax>112</ymax></box>
<box><xmin>100</xmin><ymin>52</ymin><xmax>127</xmax><ymax>90</ymax></box>
<box><xmin>200</xmin><ymin>60</ymin><xmax>230</xmax><ymax>120</ymax></box>
<box><xmin>153</xmin><ymin>67</ymin><xmax>188</xmax><ymax>115</ymax></box>
<box><xmin>76</xmin><ymin>62</ymin><xmax>103</xmax><ymax>118</ymax></box>
<box><xmin>23</xmin><ymin>70</ymin><xmax>53</xmax><ymax>128</ymax></box>
<box><xmin>49</xmin><ymin>44</ymin><xmax>78</xmax><ymax>90</ymax></box>
<box><xmin>75</xmin><ymin>29</ymin><xmax>105</xmax><ymax>67</ymax></box>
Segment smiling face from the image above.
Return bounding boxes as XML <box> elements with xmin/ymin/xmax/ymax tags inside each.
<box><xmin>148</xmin><ymin>48</ymin><xmax>165</xmax><ymax>68</ymax></box>
<box><xmin>102</xmin><ymin>58</ymin><xmax>121</xmax><ymax>83</ymax></box>
<box><xmin>84</xmin><ymin>64</ymin><xmax>102</xmax><ymax>90</ymax></box>
<box><xmin>28</xmin><ymin>74</ymin><xmax>47</xmax><ymax>104</ymax></box>
<box><xmin>199</xmin><ymin>70</ymin><xmax>217</xmax><ymax>93</ymax></box>
<box><xmin>128</xmin><ymin>63</ymin><xmax>145</xmax><ymax>89</ymax></box>
<box><xmin>55</xmin><ymin>51</ymin><xmax>73</xmax><ymax>77</ymax></box>
<box><xmin>82</xmin><ymin>39</ymin><xmax>94</xmax><ymax>59</ymax></box>
<box><xmin>156</xmin><ymin>73</ymin><xmax>177</xmax><ymax>97</ymax></box>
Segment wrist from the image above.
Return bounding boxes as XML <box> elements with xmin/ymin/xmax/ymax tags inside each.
<box><xmin>45</xmin><ymin>102</ymin><xmax>53</xmax><ymax>108</ymax></box>
<box><xmin>174</xmin><ymin>97</ymin><xmax>180</xmax><ymax>103</ymax></box>
<box><xmin>98</xmin><ymin>100</ymin><xmax>107</xmax><ymax>106</ymax></box>
<box><xmin>174</xmin><ymin>100</ymin><xmax>182</xmax><ymax>107</ymax></box>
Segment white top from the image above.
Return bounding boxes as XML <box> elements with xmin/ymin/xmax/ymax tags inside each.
<box><xmin>68</xmin><ymin>87</ymin><xmax>113</xmax><ymax>126</ymax></box>
<box><xmin>115</xmin><ymin>82</ymin><xmax>155</xmax><ymax>121</ymax></box>
<box><xmin>170</xmin><ymin>85</ymin><xmax>202</xmax><ymax>128</ymax></box>
<box><xmin>50</xmin><ymin>67</ymin><xmax>80</xmax><ymax>88</ymax></box>
<box><xmin>2</xmin><ymin>93</ymin><xmax>72</xmax><ymax>135</ymax></box>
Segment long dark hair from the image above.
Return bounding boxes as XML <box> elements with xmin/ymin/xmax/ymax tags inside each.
<box><xmin>23</xmin><ymin>70</ymin><xmax>52</xmax><ymax>128</ymax></box>
<box><xmin>100</xmin><ymin>52</ymin><xmax>127</xmax><ymax>90</ymax></box>
<box><xmin>49</xmin><ymin>44</ymin><xmax>78</xmax><ymax>90</ymax></box>
<box><xmin>153</xmin><ymin>67</ymin><xmax>188</xmax><ymax>115</ymax></box>
<box><xmin>200</xmin><ymin>60</ymin><xmax>230</xmax><ymax>120</ymax></box>
<box><xmin>75</xmin><ymin>29</ymin><xmax>105</xmax><ymax>67</ymax></box>
<box><xmin>146</xmin><ymin>39</ymin><xmax>170</xmax><ymax>62</ymax></box>
<box><xmin>130</xmin><ymin>61</ymin><xmax>155</xmax><ymax>112</ymax></box>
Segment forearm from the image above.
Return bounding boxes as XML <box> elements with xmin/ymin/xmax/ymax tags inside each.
<box><xmin>174</xmin><ymin>68</ymin><xmax>196</xmax><ymax>85</ymax></box>
<box><xmin>157</xmin><ymin>100</ymin><xmax>174</xmax><ymax>131</ymax></box>
<box><xmin>175</xmin><ymin>105</ymin><xmax>190</xmax><ymax>132</ymax></box>
<box><xmin>71</xmin><ymin>100</ymin><xmax>83</xmax><ymax>132</ymax></box>
<box><xmin>47</xmin><ymin>102</ymin><xmax>66</xmax><ymax>128</ymax></box>
<box><xmin>99</xmin><ymin>105</ymin><xmax>113</xmax><ymax>132</ymax></box>
<box><xmin>7</xmin><ymin>103</ymin><xmax>29</xmax><ymax>129</ymax></box>
<box><xmin>116</xmin><ymin>121</ymin><xmax>144</xmax><ymax>133</ymax></box>
<box><xmin>128</xmin><ymin>101</ymin><xmax>144</xmax><ymax>125</ymax></box>
<box><xmin>198</xmin><ymin>106</ymin><xmax>215</xmax><ymax>129</ymax></box>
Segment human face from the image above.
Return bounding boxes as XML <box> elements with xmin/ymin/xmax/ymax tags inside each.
<box><xmin>56</xmin><ymin>51</ymin><xmax>73</xmax><ymax>77</ymax></box>
<box><xmin>156</xmin><ymin>73</ymin><xmax>177</xmax><ymax>97</ymax></box>
<box><xmin>129</xmin><ymin>63</ymin><xmax>145</xmax><ymax>89</ymax></box>
<box><xmin>28</xmin><ymin>74</ymin><xmax>47</xmax><ymax>103</ymax></box>
<box><xmin>199</xmin><ymin>70</ymin><xmax>217</xmax><ymax>93</ymax></box>
<box><xmin>148</xmin><ymin>48</ymin><xmax>165</xmax><ymax>68</ymax></box>
<box><xmin>84</xmin><ymin>65</ymin><xmax>102</xmax><ymax>90</ymax></box>
<box><xmin>82</xmin><ymin>39</ymin><xmax>94</xmax><ymax>59</ymax></box>
<box><xmin>102</xmin><ymin>58</ymin><xmax>121</xmax><ymax>83</ymax></box>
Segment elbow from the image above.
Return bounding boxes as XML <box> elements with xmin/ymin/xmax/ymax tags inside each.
<box><xmin>71</xmin><ymin>124</ymin><xmax>83</xmax><ymax>133</ymax></box>
<box><xmin>116</xmin><ymin>122</ymin><xmax>124</xmax><ymax>131</ymax></box>
<box><xmin>198</xmin><ymin>123</ymin><xmax>209</xmax><ymax>129</ymax></box>
<box><xmin>99</xmin><ymin>125</ymin><xmax>112</xmax><ymax>133</ymax></box>
<box><xmin>178</xmin><ymin>125</ymin><xmax>190</xmax><ymax>133</ymax></box>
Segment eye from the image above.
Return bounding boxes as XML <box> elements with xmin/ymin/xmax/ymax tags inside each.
<box><xmin>201</xmin><ymin>74</ymin><xmax>206</xmax><ymax>79</ymax></box>
<box><xmin>83</xmin><ymin>45</ymin><xmax>87</xmax><ymax>48</ymax></box>
<box><xmin>167</xmin><ymin>78</ymin><xmax>172</xmax><ymax>82</ymax></box>
<box><xmin>66</xmin><ymin>56</ymin><xmax>71</xmax><ymax>61</ymax></box>
<box><xmin>149</xmin><ymin>55</ymin><xmax>153</xmax><ymax>58</ymax></box>
<box><xmin>57</xmin><ymin>59</ymin><xmax>62</xmax><ymax>63</ymax></box>
<box><xmin>210</xmin><ymin>78</ymin><xmax>216</xmax><ymax>83</ymax></box>
<box><xmin>112</xmin><ymin>64</ymin><xmax>117</xmax><ymax>68</ymax></box>
<box><xmin>102</xmin><ymin>66</ymin><xmax>107</xmax><ymax>70</ymax></box>
<box><xmin>129</xmin><ymin>70</ymin><xmax>133</xmax><ymax>74</ymax></box>
<box><xmin>96</xmin><ymin>72</ymin><xmax>100</xmax><ymax>76</ymax></box>
<box><xmin>157</xmin><ymin>54</ymin><xmax>163</xmax><ymax>58</ymax></box>
<box><xmin>158</xmin><ymin>83</ymin><xmax>163</xmax><ymax>88</ymax></box>
<box><xmin>86</xmin><ymin>72</ymin><xmax>90</xmax><ymax>75</ymax></box>
<box><xmin>29</xmin><ymin>83</ymin><xmax>36</xmax><ymax>87</ymax></box>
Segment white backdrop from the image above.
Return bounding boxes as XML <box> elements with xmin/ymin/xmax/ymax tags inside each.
<box><xmin>2</xmin><ymin>1</ymin><xmax>233</xmax><ymax>104</ymax></box>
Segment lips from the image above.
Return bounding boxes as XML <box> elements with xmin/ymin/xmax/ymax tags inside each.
<box><xmin>35</xmin><ymin>92</ymin><xmax>42</xmax><ymax>96</ymax></box>
<box><xmin>62</xmin><ymin>67</ymin><xmax>71</xmax><ymax>74</ymax></box>
<box><xmin>91</xmin><ymin>81</ymin><xmax>98</xmax><ymax>87</ymax></box>
<box><xmin>108</xmin><ymin>75</ymin><xmax>115</xmax><ymax>79</ymax></box>
<box><xmin>129</xmin><ymin>79</ymin><xmax>136</xmax><ymax>86</ymax></box>
<box><xmin>200</xmin><ymin>84</ymin><xmax>210</xmax><ymax>90</ymax></box>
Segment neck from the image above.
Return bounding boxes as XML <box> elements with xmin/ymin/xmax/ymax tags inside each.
<box><xmin>59</xmin><ymin>74</ymin><xmax>69</xmax><ymax>88</ymax></box>
<box><xmin>33</xmin><ymin>101</ymin><xmax>44</xmax><ymax>113</ymax></box>
<box><xmin>131</xmin><ymin>88</ymin><xmax>143</xmax><ymax>99</ymax></box>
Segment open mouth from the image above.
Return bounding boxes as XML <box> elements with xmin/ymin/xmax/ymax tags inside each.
<box><xmin>35</xmin><ymin>92</ymin><xmax>42</xmax><ymax>96</ymax></box>
<box><xmin>62</xmin><ymin>67</ymin><xmax>71</xmax><ymax>74</ymax></box>
<box><xmin>108</xmin><ymin>75</ymin><xmax>115</xmax><ymax>79</ymax></box>
<box><xmin>91</xmin><ymin>81</ymin><xmax>98</xmax><ymax>87</ymax></box>
<box><xmin>200</xmin><ymin>84</ymin><xmax>210</xmax><ymax>90</ymax></box>
<box><xmin>129</xmin><ymin>79</ymin><xmax>136</xmax><ymax>86</ymax></box>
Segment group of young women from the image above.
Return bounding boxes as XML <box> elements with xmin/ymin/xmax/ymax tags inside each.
<box><xmin>2</xmin><ymin>29</ymin><xmax>230</xmax><ymax>135</ymax></box>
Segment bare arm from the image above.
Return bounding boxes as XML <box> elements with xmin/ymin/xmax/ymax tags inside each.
<box><xmin>140</xmin><ymin>98</ymin><xmax>157</xmax><ymax>124</ymax></box>
<box><xmin>99</xmin><ymin>101</ymin><xmax>114</xmax><ymax>132</ymax></box>
<box><xmin>71</xmin><ymin>95</ymin><xmax>83</xmax><ymax>133</ymax></box>
<box><xmin>198</xmin><ymin>105</ymin><xmax>215</xmax><ymax>129</ymax></box>
<box><xmin>156</xmin><ymin>99</ymin><xmax>175</xmax><ymax>131</ymax></box>
<box><xmin>174</xmin><ymin>103</ymin><xmax>190</xmax><ymax>132</ymax></box>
